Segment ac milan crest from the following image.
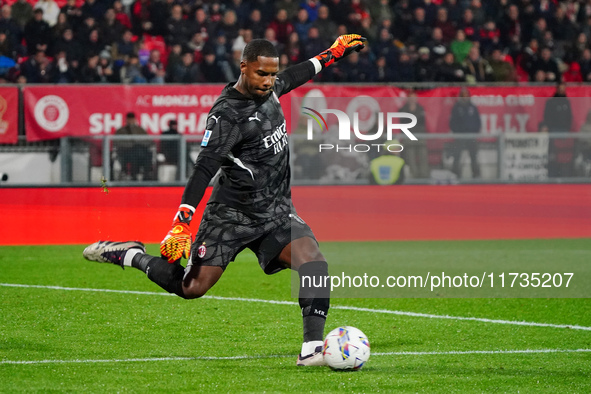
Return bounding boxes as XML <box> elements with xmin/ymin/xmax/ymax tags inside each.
<box><xmin>197</xmin><ymin>243</ymin><xmax>207</xmax><ymax>258</ymax></box>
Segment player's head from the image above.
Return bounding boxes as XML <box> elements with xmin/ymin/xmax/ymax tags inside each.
<box><xmin>238</xmin><ymin>39</ymin><xmax>279</xmax><ymax>98</ymax></box>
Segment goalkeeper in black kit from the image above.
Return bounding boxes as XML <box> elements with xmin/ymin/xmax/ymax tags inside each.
<box><xmin>83</xmin><ymin>35</ymin><xmax>366</xmax><ymax>366</ymax></box>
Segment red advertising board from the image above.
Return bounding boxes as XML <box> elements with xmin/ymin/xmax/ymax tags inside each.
<box><xmin>23</xmin><ymin>85</ymin><xmax>223</xmax><ymax>142</ymax></box>
<box><xmin>0</xmin><ymin>87</ymin><xmax>19</xmax><ymax>144</ymax></box>
<box><xmin>23</xmin><ymin>84</ymin><xmax>591</xmax><ymax>142</ymax></box>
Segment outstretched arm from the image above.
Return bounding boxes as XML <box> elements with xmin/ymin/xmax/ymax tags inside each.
<box><xmin>276</xmin><ymin>34</ymin><xmax>367</xmax><ymax>96</ymax></box>
<box><xmin>160</xmin><ymin>115</ymin><xmax>241</xmax><ymax>262</ymax></box>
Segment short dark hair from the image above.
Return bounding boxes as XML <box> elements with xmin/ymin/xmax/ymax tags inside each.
<box><xmin>242</xmin><ymin>39</ymin><xmax>279</xmax><ymax>62</ymax></box>
<box><xmin>126</xmin><ymin>112</ymin><xmax>136</xmax><ymax>119</ymax></box>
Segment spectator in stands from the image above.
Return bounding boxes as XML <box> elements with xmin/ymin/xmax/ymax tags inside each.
<box><xmin>0</xmin><ymin>31</ymin><xmax>14</xmax><ymax>61</ymax></box>
<box><xmin>149</xmin><ymin>0</ymin><xmax>171</xmax><ymax>38</ymax></box>
<box><xmin>168</xmin><ymin>50</ymin><xmax>200</xmax><ymax>83</ymax></box>
<box><xmin>293</xmin><ymin>8</ymin><xmax>312</xmax><ymax>43</ymax></box>
<box><xmin>301</xmin><ymin>25</ymin><xmax>324</xmax><ymax>61</ymax></box>
<box><xmin>544</xmin><ymin>82</ymin><xmax>574</xmax><ymax>177</ymax></box>
<box><xmin>51</xmin><ymin>12</ymin><xmax>70</xmax><ymax>41</ymax></box>
<box><xmin>268</xmin><ymin>9</ymin><xmax>293</xmax><ymax>45</ymax></box>
<box><xmin>101</xmin><ymin>8</ymin><xmax>124</xmax><ymax>48</ymax></box>
<box><xmin>565</xmin><ymin>33</ymin><xmax>588</xmax><ymax>64</ymax></box>
<box><xmin>113</xmin><ymin>0</ymin><xmax>131</xmax><ymax>30</ymax></box>
<box><xmin>580</xmin><ymin>48</ymin><xmax>591</xmax><ymax>82</ymax></box>
<box><xmin>24</xmin><ymin>9</ymin><xmax>51</xmax><ymax>55</ymax></box>
<box><xmin>446</xmin><ymin>0</ymin><xmax>462</xmax><ymax>25</ymax></box>
<box><xmin>435</xmin><ymin>7</ymin><xmax>455</xmax><ymax>43</ymax></box>
<box><xmin>34</xmin><ymin>0</ymin><xmax>60</xmax><ymax>27</ymax></box>
<box><xmin>82</xmin><ymin>0</ymin><xmax>107</xmax><ymax>22</ymax></box>
<box><xmin>165</xmin><ymin>4</ymin><xmax>188</xmax><ymax>46</ymax></box>
<box><xmin>531</xmin><ymin>17</ymin><xmax>547</xmax><ymax>43</ymax></box>
<box><xmin>274</xmin><ymin>0</ymin><xmax>299</xmax><ymax>21</ymax></box>
<box><xmin>368</xmin><ymin>0</ymin><xmax>393</xmax><ymax>26</ymax></box>
<box><xmin>325</xmin><ymin>0</ymin><xmax>350</xmax><ymax>27</ymax></box>
<box><xmin>563</xmin><ymin>62</ymin><xmax>582</xmax><ymax>83</ymax></box>
<box><xmin>358</xmin><ymin>16</ymin><xmax>376</xmax><ymax>44</ymax></box>
<box><xmin>78</xmin><ymin>53</ymin><xmax>102</xmax><ymax>83</ymax></box>
<box><xmin>469</xmin><ymin>0</ymin><xmax>486</xmax><ymax>25</ymax></box>
<box><xmin>415</xmin><ymin>46</ymin><xmax>435</xmax><ymax>82</ymax></box>
<box><xmin>551</xmin><ymin>6</ymin><xmax>577</xmax><ymax>43</ymax></box>
<box><xmin>407</xmin><ymin>7</ymin><xmax>431</xmax><ymax>47</ymax></box>
<box><xmin>436</xmin><ymin>52</ymin><xmax>465</xmax><ymax>82</ymax></box>
<box><xmin>450</xmin><ymin>29</ymin><xmax>472</xmax><ymax>63</ymax></box>
<box><xmin>464</xmin><ymin>46</ymin><xmax>493</xmax><ymax>83</ymax></box>
<box><xmin>449</xmin><ymin>87</ymin><xmax>481</xmax><ymax>179</ymax></box>
<box><xmin>331</xmin><ymin>51</ymin><xmax>372</xmax><ymax>82</ymax></box>
<box><xmin>115</xmin><ymin>112</ymin><xmax>153</xmax><ymax>181</ymax></box>
<box><xmin>372</xmin><ymin>27</ymin><xmax>398</xmax><ymax>66</ymax></box>
<box><xmin>120</xmin><ymin>54</ymin><xmax>146</xmax><ymax>83</ymax></box>
<box><xmin>373</xmin><ymin>55</ymin><xmax>394</xmax><ymax>82</ymax></box>
<box><xmin>61</xmin><ymin>0</ymin><xmax>82</xmax><ymax>31</ymax></box>
<box><xmin>308</xmin><ymin>5</ymin><xmax>337</xmax><ymax>46</ymax></box>
<box><xmin>215</xmin><ymin>9</ymin><xmax>240</xmax><ymax>43</ymax></box>
<box><xmin>478</xmin><ymin>20</ymin><xmax>500</xmax><ymax>57</ymax></box>
<box><xmin>531</xmin><ymin>46</ymin><xmax>560</xmax><ymax>82</ymax></box>
<box><xmin>0</xmin><ymin>5</ymin><xmax>23</xmax><ymax>52</ymax></box>
<box><xmin>426</xmin><ymin>26</ymin><xmax>447</xmax><ymax>61</ymax></box>
<box><xmin>459</xmin><ymin>8</ymin><xmax>477</xmax><ymax>42</ymax></box>
<box><xmin>111</xmin><ymin>29</ymin><xmax>137</xmax><ymax>66</ymax></box>
<box><xmin>391</xmin><ymin>51</ymin><xmax>415</xmax><ymax>82</ymax></box>
<box><xmin>421</xmin><ymin>0</ymin><xmax>438</xmax><ymax>26</ymax></box>
<box><xmin>199</xmin><ymin>46</ymin><xmax>226</xmax><ymax>82</ymax></box>
<box><xmin>243</xmin><ymin>8</ymin><xmax>265</xmax><ymax>39</ymax></box>
<box><xmin>52</xmin><ymin>28</ymin><xmax>81</xmax><ymax>66</ymax></box>
<box><xmin>130</xmin><ymin>0</ymin><xmax>151</xmax><ymax>36</ymax></box>
<box><xmin>53</xmin><ymin>50</ymin><xmax>75</xmax><ymax>83</ymax></box>
<box><xmin>489</xmin><ymin>48</ymin><xmax>517</xmax><ymax>82</ymax></box>
<box><xmin>142</xmin><ymin>49</ymin><xmax>165</xmax><ymax>83</ymax></box>
<box><xmin>499</xmin><ymin>4</ymin><xmax>522</xmax><ymax>49</ymax></box>
<box><xmin>285</xmin><ymin>31</ymin><xmax>302</xmax><ymax>64</ymax></box>
<box><xmin>22</xmin><ymin>49</ymin><xmax>54</xmax><ymax>82</ymax></box>
<box><xmin>11</xmin><ymin>0</ymin><xmax>33</xmax><ymax>31</ymax></box>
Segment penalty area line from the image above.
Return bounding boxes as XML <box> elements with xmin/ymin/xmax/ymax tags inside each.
<box><xmin>1</xmin><ymin>283</ymin><xmax>591</xmax><ymax>331</ymax></box>
<box><xmin>2</xmin><ymin>349</ymin><xmax>590</xmax><ymax>366</ymax></box>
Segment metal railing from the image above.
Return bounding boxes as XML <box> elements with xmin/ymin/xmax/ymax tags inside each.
<box><xmin>1</xmin><ymin>133</ymin><xmax>590</xmax><ymax>186</ymax></box>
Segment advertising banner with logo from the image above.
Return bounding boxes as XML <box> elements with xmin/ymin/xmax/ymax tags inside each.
<box><xmin>23</xmin><ymin>84</ymin><xmax>591</xmax><ymax>142</ymax></box>
<box><xmin>0</xmin><ymin>87</ymin><xmax>19</xmax><ymax>144</ymax></box>
<box><xmin>289</xmin><ymin>85</ymin><xmax>591</xmax><ymax>135</ymax></box>
<box><xmin>23</xmin><ymin>85</ymin><xmax>222</xmax><ymax>142</ymax></box>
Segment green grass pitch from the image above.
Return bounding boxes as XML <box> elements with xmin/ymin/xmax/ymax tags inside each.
<box><xmin>1</xmin><ymin>240</ymin><xmax>590</xmax><ymax>392</ymax></box>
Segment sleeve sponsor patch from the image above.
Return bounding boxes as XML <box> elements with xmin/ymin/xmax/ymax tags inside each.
<box><xmin>201</xmin><ymin>129</ymin><xmax>212</xmax><ymax>146</ymax></box>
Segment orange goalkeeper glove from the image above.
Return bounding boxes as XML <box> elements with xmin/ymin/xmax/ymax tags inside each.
<box><xmin>314</xmin><ymin>34</ymin><xmax>367</xmax><ymax>67</ymax></box>
<box><xmin>160</xmin><ymin>205</ymin><xmax>194</xmax><ymax>262</ymax></box>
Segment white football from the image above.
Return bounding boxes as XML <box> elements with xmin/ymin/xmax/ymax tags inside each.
<box><xmin>323</xmin><ymin>326</ymin><xmax>370</xmax><ymax>370</ymax></box>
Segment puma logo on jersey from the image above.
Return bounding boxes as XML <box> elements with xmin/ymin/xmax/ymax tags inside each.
<box><xmin>209</xmin><ymin>115</ymin><xmax>220</xmax><ymax>123</ymax></box>
<box><xmin>248</xmin><ymin>112</ymin><xmax>260</xmax><ymax>122</ymax></box>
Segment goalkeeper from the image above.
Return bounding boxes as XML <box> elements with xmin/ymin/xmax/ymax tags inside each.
<box><xmin>83</xmin><ymin>35</ymin><xmax>366</xmax><ymax>366</ymax></box>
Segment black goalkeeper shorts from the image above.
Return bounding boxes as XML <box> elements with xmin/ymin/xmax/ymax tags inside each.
<box><xmin>187</xmin><ymin>203</ymin><xmax>316</xmax><ymax>275</ymax></box>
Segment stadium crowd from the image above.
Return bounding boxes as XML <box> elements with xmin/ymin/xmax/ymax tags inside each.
<box><xmin>1</xmin><ymin>0</ymin><xmax>591</xmax><ymax>84</ymax></box>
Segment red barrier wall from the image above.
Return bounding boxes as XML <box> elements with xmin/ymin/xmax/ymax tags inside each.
<box><xmin>0</xmin><ymin>185</ymin><xmax>590</xmax><ymax>245</ymax></box>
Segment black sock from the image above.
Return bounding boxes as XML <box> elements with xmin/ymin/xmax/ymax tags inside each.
<box><xmin>298</xmin><ymin>261</ymin><xmax>330</xmax><ymax>342</ymax></box>
<box><xmin>132</xmin><ymin>254</ymin><xmax>186</xmax><ymax>298</ymax></box>
<box><xmin>303</xmin><ymin>316</ymin><xmax>326</xmax><ymax>342</ymax></box>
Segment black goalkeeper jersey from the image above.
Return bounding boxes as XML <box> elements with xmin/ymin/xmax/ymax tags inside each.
<box><xmin>182</xmin><ymin>61</ymin><xmax>316</xmax><ymax>219</ymax></box>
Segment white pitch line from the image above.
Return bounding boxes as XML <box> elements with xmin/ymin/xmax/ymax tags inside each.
<box><xmin>1</xmin><ymin>283</ymin><xmax>590</xmax><ymax>331</ymax></box>
<box><xmin>373</xmin><ymin>348</ymin><xmax>591</xmax><ymax>356</ymax></box>
<box><xmin>2</xmin><ymin>349</ymin><xmax>590</xmax><ymax>366</ymax></box>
